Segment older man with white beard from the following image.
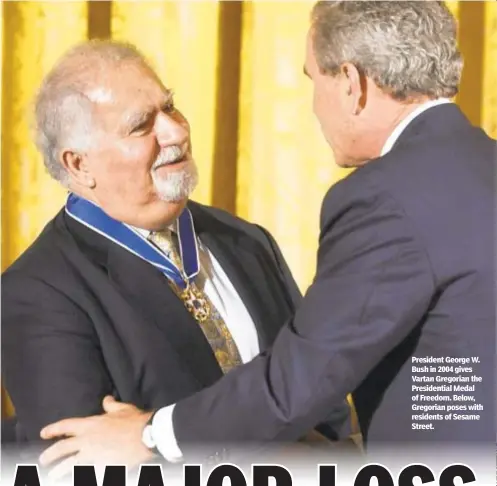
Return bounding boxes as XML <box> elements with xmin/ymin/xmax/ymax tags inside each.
<box><xmin>2</xmin><ymin>40</ymin><xmax>349</xmax><ymax>458</ymax></box>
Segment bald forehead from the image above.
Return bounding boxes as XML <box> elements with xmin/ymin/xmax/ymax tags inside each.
<box><xmin>51</xmin><ymin>47</ymin><xmax>166</xmax><ymax>96</ymax></box>
<box><xmin>84</xmin><ymin>61</ymin><xmax>173</xmax><ymax>135</ymax></box>
<box><xmin>86</xmin><ymin>61</ymin><xmax>169</xmax><ymax>103</ymax></box>
<box><xmin>54</xmin><ymin>40</ymin><xmax>149</xmax><ymax>76</ymax></box>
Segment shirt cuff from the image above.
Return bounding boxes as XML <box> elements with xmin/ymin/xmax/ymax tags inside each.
<box><xmin>151</xmin><ymin>404</ymin><xmax>184</xmax><ymax>463</ymax></box>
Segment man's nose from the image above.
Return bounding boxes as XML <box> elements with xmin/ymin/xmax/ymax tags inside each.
<box><xmin>154</xmin><ymin>112</ymin><xmax>189</xmax><ymax>147</ymax></box>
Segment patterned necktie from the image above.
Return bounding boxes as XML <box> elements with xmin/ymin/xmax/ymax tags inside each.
<box><xmin>148</xmin><ymin>229</ymin><xmax>243</xmax><ymax>374</ymax></box>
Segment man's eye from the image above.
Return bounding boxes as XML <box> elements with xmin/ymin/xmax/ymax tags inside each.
<box><xmin>131</xmin><ymin>122</ymin><xmax>151</xmax><ymax>134</ymax></box>
<box><xmin>162</xmin><ymin>101</ymin><xmax>176</xmax><ymax>114</ymax></box>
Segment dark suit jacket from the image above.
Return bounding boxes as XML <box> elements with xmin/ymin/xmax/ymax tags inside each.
<box><xmin>2</xmin><ymin>201</ymin><xmax>303</xmax><ymax>442</ymax></box>
<box><xmin>172</xmin><ymin>104</ymin><xmax>496</xmax><ymax>452</ymax></box>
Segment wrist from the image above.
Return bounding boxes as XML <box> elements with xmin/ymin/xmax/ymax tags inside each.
<box><xmin>141</xmin><ymin>410</ymin><xmax>159</xmax><ymax>455</ymax></box>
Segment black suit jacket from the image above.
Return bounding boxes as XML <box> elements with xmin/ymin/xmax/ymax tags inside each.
<box><xmin>172</xmin><ymin>104</ymin><xmax>496</xmax><ymax>451</ymax></box>
<box><xmin>2</xmin><ymin>202</ymin><xmax>303</xmax><ymax>441</ymax></box>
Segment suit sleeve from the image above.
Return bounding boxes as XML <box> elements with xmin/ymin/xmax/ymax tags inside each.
<box><xmin>257</xmin><ymin>224</ymin><xmax>351</xmax><ymax>440</ymax></box>
<box><xmin>1</xmin><ymin>274</ymin><xmax>114</xmax><ymax>441</ymax></box>
<box><xmin>172</xmin><ymin>185</ymin><xmax>436</xmax><ymax>454</ymax></box>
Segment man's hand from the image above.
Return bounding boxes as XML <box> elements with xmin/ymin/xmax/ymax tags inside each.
<box><xmin>39</xmin><ymin>396</ymin><xmax>155</xmax><ymax>480</ymax></box>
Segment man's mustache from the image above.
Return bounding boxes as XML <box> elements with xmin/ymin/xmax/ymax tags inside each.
<box><xmin>152</xmin><ymin>146</ymin><xmax>185</xmax><ymax>169</ymax></box>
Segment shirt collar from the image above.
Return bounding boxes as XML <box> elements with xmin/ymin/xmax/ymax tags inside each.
<box><xmin>380</xmin><ymin>98</ymin><xmax>452</xmax><ymax>156</ymax></box>
<box><xmin>127</xmin><ymin>222</ymin><xmax>177</xmax><ymax>239</ymax></box>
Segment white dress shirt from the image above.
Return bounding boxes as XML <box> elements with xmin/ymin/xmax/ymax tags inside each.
<box><xmin>149</xmin><ymin>97</ymin><xmax>453</xmax><ymax>462</ymax></box>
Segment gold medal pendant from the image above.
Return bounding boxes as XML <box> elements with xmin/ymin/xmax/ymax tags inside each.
<box><xmin>180</xmin><ymin>283</ymin><xmax>211</xmax><ymax>322</ymax></box>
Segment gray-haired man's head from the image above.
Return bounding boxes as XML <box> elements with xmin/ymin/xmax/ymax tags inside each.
<box><xmin>34</xmin><ymin>40</ymin><xmax>198</xmax><ymax>230</ymax></box>
<box><xmin>305</xmin><ymin>1</ymin><xmax>462</xmax><ymax>167</ymax></box>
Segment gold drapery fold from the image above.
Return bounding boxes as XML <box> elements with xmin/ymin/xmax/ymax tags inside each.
<box><xmin>2</xmin><ymin>1</ymin><xmax>87</xmax><ymax>270</ymax></box>
<box><xmin>482</xmin><ymin>2</ymin><xmax>497</xmax><ymax>137</ymax></box>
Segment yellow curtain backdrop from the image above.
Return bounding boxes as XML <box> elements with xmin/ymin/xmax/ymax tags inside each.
<box><xmin>1</xmin><ymin>1</ymin><xmax>496</xmax><ymax>418</ymax></box>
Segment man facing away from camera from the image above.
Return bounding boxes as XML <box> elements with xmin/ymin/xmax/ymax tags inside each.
<box><xmin>2</xmin><ymin>40</ymin><xmax>351</xmax><ymax>466</ymax></box>
<box><xmin>38</xmin><ymin>0</ymin><xmax>495</xmax><ymax>473</ymax></box>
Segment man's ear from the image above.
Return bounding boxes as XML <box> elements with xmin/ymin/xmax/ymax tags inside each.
<box><xmin>341</xmin><ymin>62</ymin><xmax>367</xmax><ymax>115</ymax></box>
<box><xmin>59</xmin><ymin>149</ymin><xmax>95</xmax><ymax>188</ymax></box>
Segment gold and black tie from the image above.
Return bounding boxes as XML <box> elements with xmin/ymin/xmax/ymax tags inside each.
<box><xmin>148</xmin><ymin>229</ymin><xmax>242</xmax><ymax>374</ymax></box>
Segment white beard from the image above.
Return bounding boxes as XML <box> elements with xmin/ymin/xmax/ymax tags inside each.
<box><xmin>151</xmin><ymin>158</ymin><xmax>199</xmax><ymax>203</ymax></box>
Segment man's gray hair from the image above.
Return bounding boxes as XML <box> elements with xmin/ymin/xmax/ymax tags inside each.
<box><xmin>311</xmin><ymin>1</ymin><xmax>463</xmax><ymax>100</ymax></box>
<box><xmin>34</xmin><ymin>40</ymin><xmax>150</xmax><ymax>185</ymax></box>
